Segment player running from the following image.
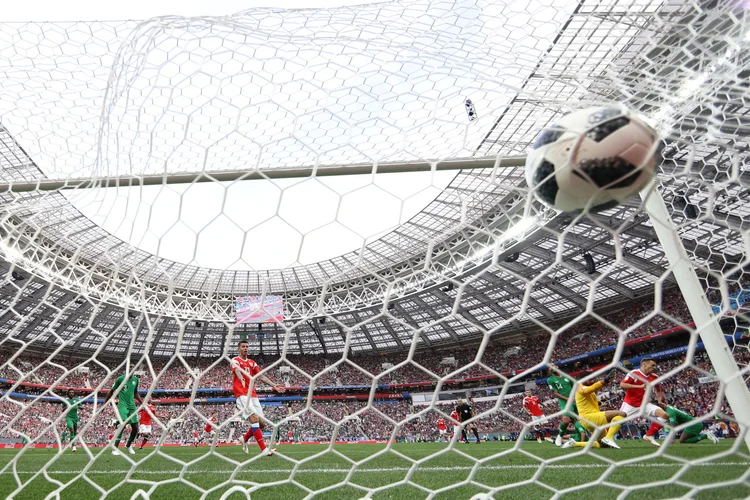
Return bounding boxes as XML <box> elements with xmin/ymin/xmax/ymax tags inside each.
<box><xmin>199</xmin><ymin>413</ymin><xmax>217</xmax><ymax>445</ymax></box>
<box><xmin>522</xmin><ymin>390</ymin><xmax>554</xmax><ymax>444</ymax></box>
<box><xmin>232</xmin><ymin>340</ymin><xmax>286</xmax><ymax>456</ymax></box>
<box><xmin>449</xmin><ymin>409</ymin><xmax>460</xmax><ymax>441</ymax></box>
<box><xmin>436</xmin><ymin>417</ymin><xmax>448</xmax><ymax>441</ymax></box>
<box><xmin>103</xmin><ymin>371</ymin><xmax>142</xmax><ymax>456</ymax></box>
<box><xmin>456</xmin><ymin>399</ymin><xmax>481</xmax><ymax>443</ymax></box>
<box><xmin>573</xmin><ymin>370</ymin><xmax>626</xmax><ymax>449</ymax></box>
<box><xmin>547</xmin><ymin>366</ymin><xmax>587</xmax><ymax>447</ymax></box>
<box><xmin>63</xmin><ymin>389</ymin><xmax>82</xmax><ymax>452</ymax></box>
<box><xmin>619</xmin><ymin>358</ymin><xmax>670</xmax><ymax>447</ymax></box>
<box><xmin>138</xmin><ymin>402</ymin><xmax>156</xmax><ymax>450</ymax></box>
<box><xmin>658</xmin><ymin>403</ymin><xmax>719</xmax><ymax>444</ymax></box>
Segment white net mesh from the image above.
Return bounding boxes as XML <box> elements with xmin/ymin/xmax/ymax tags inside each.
<box><xmin>0</xmin><ymin>0</ymin><xmax>749</xmax><ymax>498</ymax></box>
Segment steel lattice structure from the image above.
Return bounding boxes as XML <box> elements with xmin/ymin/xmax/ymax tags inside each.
<box><xmin>0</xmin><ymin>0</ymin><xmax>747</xmax><ymax>357</ymax></box>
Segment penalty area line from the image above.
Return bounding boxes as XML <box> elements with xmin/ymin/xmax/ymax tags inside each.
<box><xmin>6</xmin><ymin>462</ymin><xmax>749</xmax><ymax>475</ymax></box>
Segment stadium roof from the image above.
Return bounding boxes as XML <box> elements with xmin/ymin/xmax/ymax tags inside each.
<box><xmin>0</xmin><ymin>0</ymin><xmax>747</xmax><ymax>356</ymax></box>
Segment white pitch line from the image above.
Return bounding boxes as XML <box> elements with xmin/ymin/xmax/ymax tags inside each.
<box><xmin>5</xmin><ymin>462</ymin><xmax>749</xmax><ymax>475</ymax></box>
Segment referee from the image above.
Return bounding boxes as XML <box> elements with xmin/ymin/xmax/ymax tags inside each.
<box><xmin>456</xmin><ymin>398</ymin><xmax>481</xmax><ymax>443</ymax></box>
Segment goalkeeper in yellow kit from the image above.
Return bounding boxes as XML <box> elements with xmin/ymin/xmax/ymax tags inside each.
<box><xmin>573</xmin><ymin>369</ymin><xmax>626</xmax><ymax>449</ymax></box>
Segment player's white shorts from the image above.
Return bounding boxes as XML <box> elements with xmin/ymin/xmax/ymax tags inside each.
<box><xmin>453</xmin><ymin>426</ymin><xmax>460</xmax><ymax>434</ymax></box>
<box><xmin>531</xmin><ymin>414</ymin><xmax>545</xmax><ymax>423</ymax></box>
<box><xmin>140</xmin><ymin>425</ymin><xmax>152</xmax><ymax>435</ymax></box>
<box><xmin>236</xmin><ymin>396</ymin><xmax>265</xmax><ymax>420</ymax></box>
<box><xmin>620</xmin><ymin>402</ymin><xmax>661</xmax><ymax>418</ymax></box>
<box><xmin>203</xmin><ymin>429</ymin><xmax>215</xmax><ymax>436</ymax></box>
<box><xmin>438</xmin><ymin>428</ymin><xmax>447</xmax><ymax>435</ymax></box>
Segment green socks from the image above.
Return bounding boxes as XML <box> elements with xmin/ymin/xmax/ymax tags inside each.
<box><xmin>126</xmin><ymin>428</ymin><xmax>138</xmax><ymax>448</ymax></box>
<box><xmin>685</xmin><ymin>434</ymin><xmax>707</xmax><ymax>444</ymax></box>
<box><xmin>572</xmin><ymin>422</ymin><xmax>586</xmax><ymax>441</ymax></box>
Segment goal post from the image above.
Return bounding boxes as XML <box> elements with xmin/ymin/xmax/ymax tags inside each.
<box><xmin>642</xmin><ymin>186</ymin><xmax>750</xmax><ymax>450</ymax></box>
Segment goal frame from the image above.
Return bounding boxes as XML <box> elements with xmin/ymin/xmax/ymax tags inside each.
<box><xmin>0</xmin><ymin>156</ymin><xmax>526</xmax><ymax>192</ymax></box>
<box><xmin>641</xmin><ymin>186</ymin><xmax>750</xmax><ymax>450</ymax></box>
<box><xmin>6</xmin><ymin>147</ymin><xmax>745</xmax><ymax>446</ymax></box>
<box><xmin>4</xmin><ymin>154</ymin><xmax>748</xmax><ymax>438</ymax></box>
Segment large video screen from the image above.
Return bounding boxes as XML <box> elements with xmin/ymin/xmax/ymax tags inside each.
<box><xmin>235</xmin><ymin>295</ymin><xmax>284</xmax><ymax>324</ymax></box>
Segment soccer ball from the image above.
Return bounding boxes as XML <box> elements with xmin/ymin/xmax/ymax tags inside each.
<box><xmin>525</xmin><ymin>106</ymin><xmax>659</xmax><ymax>212</ymax></box>
<box><xmin>469</xmin><ymin>494</ymin><xmax>492</xmax><ymax>500</ymax></box>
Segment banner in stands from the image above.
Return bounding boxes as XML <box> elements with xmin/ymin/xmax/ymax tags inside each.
<box><xmin>552</xmin><ymin>323</ymin><xmax>694</xmax><ymax>366</ymax></box>
<box><xmin>712</xmin><ymin>290</ymin><xmax>750</xmax><ymax>314</ymax></box>
<box><xmin>1</xmin><ymin>328</ymin><xmax>743</xmax><ymax>399</ymax></box>
<box><xmin>536</xmin><ymin>330</ymin><xmax>747</xmax><ymax>385</ymax></box>
<box><xmin>0</xmin><ymin>391</ymin><xmax>409</xmax><ymax>404</ymax></box>
<box><xmin>2</xmin><ymin>440</ymin><xmax>391</xmax><ymax>449</ymax></box>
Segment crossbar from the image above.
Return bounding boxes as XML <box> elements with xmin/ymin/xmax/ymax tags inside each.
<box><xmin>0</xmin><ymin>156</ymin><xmax>527</xmax><ymax>193</ymax></box>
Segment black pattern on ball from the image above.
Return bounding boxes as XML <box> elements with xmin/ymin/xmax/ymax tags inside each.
<box><xmin>655</xmin><ymin>138</ymin><xmax>665</xmax><ymax>162</ymax></box>
<box><xmin>586</xmin><ymin>117</ymin><xmax>630</xmax><ymax>142</ymax></box>
<box><xmin>589</xmin><ymin>198</ymin><xmax>622</xmax><ymax>213</ymax></box>
<box><xmin>531</xmin><ymin>126</ymin><xmax>564</xmax><ymax>150</ymax></box>
<box><xmin>533</xmin><ymin>159</ymin><xmax>558</xmax><ymax>205</ymax></box>
<box><xmin>587</xmin><ymin>107</ymin><xmax>621</xmax><ymax>125</ymax></box>
<box><xmin>573</xmin><ymin>157</ymin><xmax>640</xmax><ymax>189</ymax></box>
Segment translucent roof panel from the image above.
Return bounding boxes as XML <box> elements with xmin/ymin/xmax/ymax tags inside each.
<box><xmin>0</xmin><ymin>0</ymin><xmax>580</xmax><ymax>278</ymax></box>
<box><xmin>0</xmin><ymin>0</ymin><xmax>747</xmax><ymax>357</ymax></box>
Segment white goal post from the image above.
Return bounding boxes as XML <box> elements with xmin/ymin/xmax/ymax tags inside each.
<box><xmin>642</xmin><ymin>188</ymin><xmax>750</xmax><ymax>450</ymax></box>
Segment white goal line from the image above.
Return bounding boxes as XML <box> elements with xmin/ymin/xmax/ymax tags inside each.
<box><xmin>7</xmin><ymin>462</ymin><xmax>748</xmax><ymax>475</ymax></box>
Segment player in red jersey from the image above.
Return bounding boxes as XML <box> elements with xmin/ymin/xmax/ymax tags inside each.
<box><xmin>137</xmin><ymin>402</ymin><xmax>157</xmax><ymax>450</ymax></box>
<box><xmin>449</xmin><ymin>409</ymin><xmax>460</xmax><ymax>440</ymax></box>
<box><xmin>198</xmin><ymin>413</ymin><xmax>217</xmax><ymax>445</ymax></box>
<box><xmin>204</xmin><ymin>413</ymin><xmax>217</xmax><ymax>434</ymax></box>
<box><xmin>192</xmin><ymin>430</ymin><xmax>200</xmax><ymax>446</ymax></box>
<box><xmin>523</xmin><ymin>390</ymin><xmax>554</xmax><ymax>444</ymax></box>
<box><xmin>231</xmin><ymin>340</ymin><xmax>286</xmax><ymax>456</ymax></box>
<box><xmin>619</xmin><ymin>358</ymin><xmax>669</xmax><ymax>447</ymax></box>
<box><xmin>436</xmin><ymin>418</ymin><xmax>447</xmax><ymax>441</ymax></box>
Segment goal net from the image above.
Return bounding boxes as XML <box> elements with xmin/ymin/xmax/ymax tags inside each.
<box><xmin>0</xmin><ymin>0</ymin><xmax>749</xmax><ymax>498</ymax></box>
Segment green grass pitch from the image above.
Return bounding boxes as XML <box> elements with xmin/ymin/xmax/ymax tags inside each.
<box><xmin>1</xmin><ymin>441</ymin><xmax>748</xmax><ymax>499</ymax></box>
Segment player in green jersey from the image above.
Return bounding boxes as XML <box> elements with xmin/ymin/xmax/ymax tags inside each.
<box><xmin>547</xmin><ymin>366</ymin><xmax>587</xmax><ymax>446</ymax></box>
<box><xmin>64</xmin><ymin>389</ymin><xmax>82</xmax><ymax>452</ymax></box>
<box><xmin>103</xmin><ymin>372</ymin><xmax>142</xmax><ymax>456</ymax></box>
<box><xmin>658</xmin><ymin>403</ymin><xmax>719</xmax><ymax>444</ymax></box>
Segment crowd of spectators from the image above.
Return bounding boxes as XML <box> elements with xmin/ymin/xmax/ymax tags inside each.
<box><xmin>1</xmin><ymin>345</ymin><xmax>745</xmax><ymax>445</ymax></box>
<box><xmin>0</xmin><ymin>289</ymin><xmax>701</xmax><ymax>392</ymax></box>
<box><xmin>0</xmin><ymin>288</ymin><xmax>747</xmax><ymax>445</ymax></box>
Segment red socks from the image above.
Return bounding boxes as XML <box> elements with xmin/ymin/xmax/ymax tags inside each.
<box><xmin>646</xmin><ymin>422</ymin><xmax>662</xmax><ymax>437</ymax></box>
<box><xmin>253</xmin><ymin>427</ymin><xmax>266</xmax><ymax>451</ymax></box>
<box><xmin>243</xmin><ymin>425</ymin><xmax>267</xmax><ymax>451</ymax></box>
